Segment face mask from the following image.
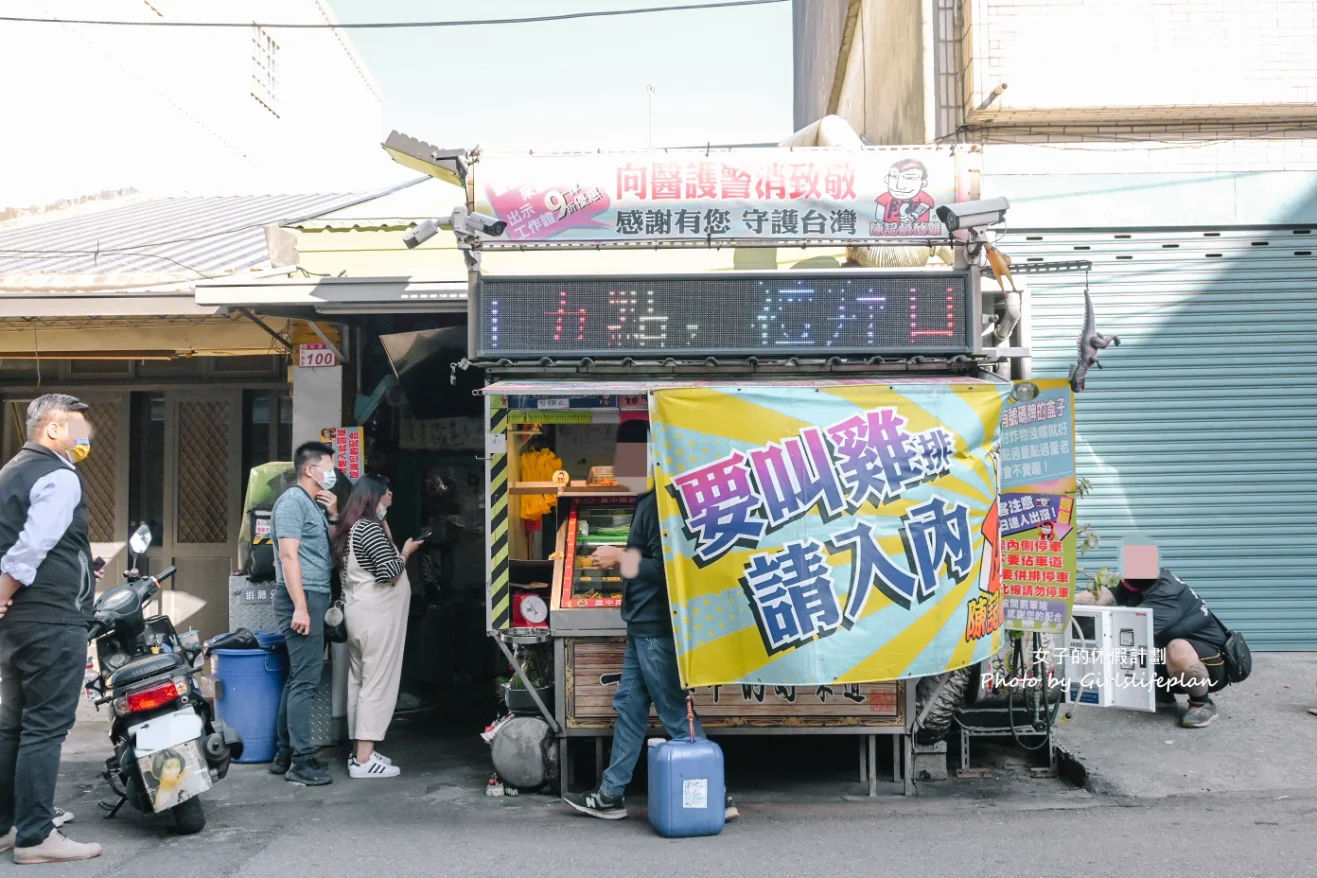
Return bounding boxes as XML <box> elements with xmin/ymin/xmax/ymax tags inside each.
<box><xmin>52</xmin><ymin>425</ymin><xmax>90</xmax><ymax>464</ymax></box>
<box><xmin>317</xmin><ymin>467</ymin><xmax>337</xmax><ymax>490</ymax></box>
<box><xmin>376</xmin><ymin>504</ymin><xmax>388</xmax><ymax>521</ymax></box>
<box><xmin>68</xmin><ymin>438</ymin><xmax>91</xmax><ymax>464</ymax></box>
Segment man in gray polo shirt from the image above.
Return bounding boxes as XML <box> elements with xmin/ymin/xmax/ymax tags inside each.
<box><xmin>270</xmin><ymin>442</ymin><xmax>339</xmax><ymax>785</ymax></box>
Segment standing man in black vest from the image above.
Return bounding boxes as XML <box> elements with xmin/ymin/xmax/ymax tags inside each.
<box><xmin>0</xmin><ymin>394</ymin><xmax>103</xmax><ymax>863</ymax></box>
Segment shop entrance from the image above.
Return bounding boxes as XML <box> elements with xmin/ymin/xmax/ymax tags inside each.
<box><xmin>2</xmin><ymin>366</ymin><xmax>289</xmax><ymax>641</ymax></box>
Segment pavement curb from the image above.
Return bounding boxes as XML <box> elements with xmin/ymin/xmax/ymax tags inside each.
<box><xmin>1054</xmin><ymin>743</ymin><xmax>1120</xmax><ymax>797</ymax></box>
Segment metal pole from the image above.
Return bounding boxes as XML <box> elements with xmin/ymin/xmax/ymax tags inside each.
<box><xmin>867</xmin><ymin>734</ymin><xmax>878</xmax><ymax>797</ymax></box>
<box><xmin>647</xmin><ymin>85</ymin><xmax>655</xmax><ymax>151</ymax></box>
<box><xmin>493</xmin><ymin>637</ymin><xmax>560</xmax><ymax>734</ymax></box>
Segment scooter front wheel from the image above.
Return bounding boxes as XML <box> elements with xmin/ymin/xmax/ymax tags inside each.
<box><xmin>169</xmin><ymin>797</ymin><xmax>205</xmax><ymax>835</ymax></box>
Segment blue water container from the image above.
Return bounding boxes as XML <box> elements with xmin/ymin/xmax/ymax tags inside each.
<box><xmin>647</xmin><ymin>738</ymin><xmax>726</xmax><ymax>838</ymax></box>
<box><xmin>211</xmin><ymin>631</ymin><xmax>288</xmax><ymax>763</ymax></box>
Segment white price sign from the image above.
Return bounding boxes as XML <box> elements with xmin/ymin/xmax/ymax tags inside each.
<box><xmin>298</xmin><ymin>343</ymin><xmax>338</xmax><ymax>368</ymax></box>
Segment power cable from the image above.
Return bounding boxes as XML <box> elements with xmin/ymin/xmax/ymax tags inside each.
<box><xmin>0</xmin><ymin>0</ymin><xmax>788</xmax><ymax>29</ymax></box>
<box><xmin>0</xmin><ymin>249</ymin><xmax>220</xmax><ymax>278</ymax></box>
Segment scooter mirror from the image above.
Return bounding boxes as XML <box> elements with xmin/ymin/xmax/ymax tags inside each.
<box><xmin>128</xmin><ymin>524</ymin><xmax>152</xmax><ymax>558</ymax></box>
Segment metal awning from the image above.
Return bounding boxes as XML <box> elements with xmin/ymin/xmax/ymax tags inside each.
<box><xmin>0</xmin><ymin>271</ymin><xmax>222</xmax><ymax>318</ymax></box>
<box><xmin>0</xmin><ymin>312</ymin><xmax>289</xmax><ymax>357</ymax></box>
<box><xmin>482</xmin><ymin>376</ymin><xmax>998</xmax><ymax>395</ymax></box>
<box><xmin>195</xmin><ymin>275</ymin><xmax>467</xmax><ymax>315</ymax></box>
<box><xmin>0</xmin><ymin>292</ymin><xmax>220</xmax><ymax>318</ymax></box>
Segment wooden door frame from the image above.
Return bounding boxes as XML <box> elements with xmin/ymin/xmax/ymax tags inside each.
<box><xmin>0</xmin><ymin>391</ymin><xmax>130</xmax><ymax>575</ymax></box>
<box><xmin>167</xmin><ymin>388</ymin><xmax>244</xmax><ymax>562</ymax></box>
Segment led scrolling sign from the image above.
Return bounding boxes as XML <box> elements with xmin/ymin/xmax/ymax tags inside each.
<box><xmin>477</xmin><ymin>271</ymin><xmax>976</xmax><ymax>359</ymax></box>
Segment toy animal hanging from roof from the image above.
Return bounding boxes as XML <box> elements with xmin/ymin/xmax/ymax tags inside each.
<box><xmin>1068</xmin><ymin>288</ymin><xmax>1121</xmax><ymax>392</ymax></box>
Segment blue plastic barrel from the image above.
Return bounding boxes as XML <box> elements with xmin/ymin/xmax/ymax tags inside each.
<box><xmin>211</xmin><ymin>630</ymin><xmax>288</xmax><ymax>763</ymax></box>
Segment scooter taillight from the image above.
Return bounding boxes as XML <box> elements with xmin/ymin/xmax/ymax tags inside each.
<box><xmin>114</xmin><ymin>678</ymin><xmax>187</xmax><ymax>715</ymax></box>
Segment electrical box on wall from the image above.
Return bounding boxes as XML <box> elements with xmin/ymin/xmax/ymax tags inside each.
<box><xmin>1061</xmin><ymin>606</ymin><xmax>1157</xmax><ymax>712</ymax></box>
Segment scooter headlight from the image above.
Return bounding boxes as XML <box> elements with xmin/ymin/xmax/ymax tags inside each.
<box><xmin>98</xmin><ymin>588</ymin><xmax>136</xmax><ymax>612</ymax></box>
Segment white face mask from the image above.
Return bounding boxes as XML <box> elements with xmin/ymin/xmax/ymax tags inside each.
<box><xmin>317</xmin><ymin>467</ymin><xmax>337</xmax><ymax>490</ymax></box>
<box><xmin>376</xmin><ymin>504</ymin><xmax>388</xmax><ymax>521</ymax></box>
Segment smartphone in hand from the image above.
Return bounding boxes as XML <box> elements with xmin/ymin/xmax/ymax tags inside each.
<box><xmin>93</xmin><ymin>557</ymin><xmax>106</xmax><ymax>573</ymax></box>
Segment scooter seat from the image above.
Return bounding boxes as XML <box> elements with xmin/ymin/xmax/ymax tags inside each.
<box><xmin>107</xmin><ymin>652</ymin><xmax>188</xmax><ymax>691</ymax></box>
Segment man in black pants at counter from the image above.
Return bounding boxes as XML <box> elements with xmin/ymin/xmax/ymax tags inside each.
<box><xmin>563</xmin><ymin>420</ymin><xmax>737</xmax><ymax>822</ymax></box>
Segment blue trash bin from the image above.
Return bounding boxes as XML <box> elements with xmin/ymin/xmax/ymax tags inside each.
<box><xmin>211</xmin><ymin>630</ymin><xmax>288</xmax><ymax>764</ymax></box>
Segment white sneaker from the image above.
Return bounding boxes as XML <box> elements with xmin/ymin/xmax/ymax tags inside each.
<box><xmin>0</xmin><ymin>810</ymin><xmax>74</xmax><ymax>852</ymax></box>
<box><xmin>349</xmin><ymin>753</ymin><xmax>400</xmax><ymax>779</ymax></box>
<box><xmin>14</xmin><ymin>830</ymin><xmax>102</xmax><ymax>864</ymax></box>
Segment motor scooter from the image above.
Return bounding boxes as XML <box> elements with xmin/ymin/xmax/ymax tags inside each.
<box><xmin>84</xmin><ymin>525</ymin><xmax>243</xmax><ymax>834</ymax></box>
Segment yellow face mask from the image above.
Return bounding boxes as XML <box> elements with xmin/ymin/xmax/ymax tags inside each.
<box><xmin>68</xmin><ymin>438</ymin><xmax>91</xmax><ymax>464</ymax></box>
<box><xmin>52</xmin><ymin>422</ymin><xmax>91</xmax><ymax>464</ymax></box>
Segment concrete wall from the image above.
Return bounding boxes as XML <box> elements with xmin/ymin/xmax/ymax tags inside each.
<box><xmin>833</xmin><ymin>0</ymin><xmax>928</xmax><ymax>145</ymax></box>
<box><xmin>292</xmin><ymin>364</ymin><xmax>343</xmax><ymax>447</ymax></box>
<box><xmin>964</xmin><ymin>0</ymin><xmax>1317</xmax><ymax>118</ymax></box>
<box><xmin>982</xmin><ymin>138</ymin><xmax>1317</xmax><ymax>205</ymax></box>
<box><xmin>791</xmin><ymin>0</ymin><xmax>850</xmax><ymax>130</ymax></box>
<box><xmin>794</xmin><ymin>0</ymin><xmax>1317</xmax><ymax>146</ymax></box>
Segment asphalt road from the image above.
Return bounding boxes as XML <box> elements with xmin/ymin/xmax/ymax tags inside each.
<box><xmin>35</xmin><ymin>730</ymin><xmax>1317</xmax><ymax>878</ymax></box>
<box><xmin>34</xmin><ymin>784</ymin><xmax>1317</xmax><ymax>878</ymax></box>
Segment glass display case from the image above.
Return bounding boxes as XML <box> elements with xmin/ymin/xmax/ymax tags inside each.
<box><xmin>554</xmin><ymin>497</ymin><xmax>636</xmax><ymax>610</ymax></box>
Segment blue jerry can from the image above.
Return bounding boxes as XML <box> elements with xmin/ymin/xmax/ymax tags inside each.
<box><xmin>647</xmin><ymin>738</ymin><xmax>726</xmax><ymax>838</ymax></box>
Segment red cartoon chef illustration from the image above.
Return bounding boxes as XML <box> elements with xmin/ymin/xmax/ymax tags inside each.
<box><xmin>875</xmin><ymin>159</ymin><xmax>936</xmax><ymax>227</ymax></box>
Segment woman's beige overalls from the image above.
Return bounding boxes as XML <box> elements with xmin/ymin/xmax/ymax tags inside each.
<box><xmin>342</xmin><ymin>524</ymin><xmax>411</xmax><ymax>742</ymax></box>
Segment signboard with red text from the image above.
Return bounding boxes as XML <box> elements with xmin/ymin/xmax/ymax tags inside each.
<box><xmin>473</xmin><ymin>148</ymin><xmax>960</xmax><ymax>245</ymax></box>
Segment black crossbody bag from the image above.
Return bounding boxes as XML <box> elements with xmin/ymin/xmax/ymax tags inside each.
<box><xmin>1215</xmin><ymin>615</ymin><xmax>1252</xmax><ymax>684</ymax></box>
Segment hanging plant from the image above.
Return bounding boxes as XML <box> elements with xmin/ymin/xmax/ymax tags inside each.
<box><xmin>1073</xmin><ymin>477</ymin><xmax>1121</xmax><ymax>597</ymax></box>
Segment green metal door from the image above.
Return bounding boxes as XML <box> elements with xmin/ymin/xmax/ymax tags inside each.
<box><xmin>1007</xmin><ymin>227</ymin><xmax>1317</xmax><ymax>649</ymax></box>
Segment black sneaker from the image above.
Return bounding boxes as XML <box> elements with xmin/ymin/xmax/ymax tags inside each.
<box><xmin>724</xmin><ymin>794</ymin><xmax>739</xmax><ymax>822</ymax></box>
<box><xmin>563</xmin><ymin>788</ymin><xmax>626</xmax><ymax>820</ymax></box>
<box><xmin>269</xmin><ymin>750</ymin><xmax>292</xmax><ymax>775</ymax></box>
<box><xmin>285</xmin><ymin>757</ymin><xmax>332</xmax><ymax>786</ymax></box>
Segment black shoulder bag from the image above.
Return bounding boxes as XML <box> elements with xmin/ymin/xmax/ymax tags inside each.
<box><xmin>1216</xmin><ymin>615</ymin><xmax>1252</xmax><ymax>684</ymax></box>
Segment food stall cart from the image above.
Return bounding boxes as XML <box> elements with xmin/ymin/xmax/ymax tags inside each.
<box><xmin>381</xmin><ymin>135</ymin><xmax>1074</xmax><ymax>796</ymax></box>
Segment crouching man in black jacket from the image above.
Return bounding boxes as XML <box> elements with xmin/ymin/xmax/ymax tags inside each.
<box><xmin>563</xmin><ymin>421</ymin><xmax>737</xmax><ymax>822</ymax></box>
<box><xmin>1076</xmin><ymin>536</ymin><xmax>1228</xmax><ymax>729</ymax></box>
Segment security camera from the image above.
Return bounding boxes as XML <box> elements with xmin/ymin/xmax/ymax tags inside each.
<box><xmin>403</xmin><ymin>218</ymin><xmax>439</xmax><ymax>249</ymax></box>
<box><xmin>936</xmin><ymin>197</ymin><xmax>1010</xmax><ymax>233</ymax></box>
<box><xmin>449</xmin><ymin>207</ymin><xmax>507</xmax><ymax>239</ymax></box>
<box><xmin>467</xmin><ymin>211</ymin><xmax>508</xmax><ymax>238</ymax></box>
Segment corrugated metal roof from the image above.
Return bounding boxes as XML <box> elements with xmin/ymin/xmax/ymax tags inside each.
<box><xmin>0</xmin><ymin>193</ymin><xmax>366</xmax><ymax>277</ymax></box>
<box><xmin>286</xmin><ymin>177</ymin><xmax>456</xmax><ymax>231</ymax></box>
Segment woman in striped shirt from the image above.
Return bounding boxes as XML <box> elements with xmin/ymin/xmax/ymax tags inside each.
<box><xmin>331</xmin><ymin>475</ymin><xmax>423</xmax><ymax>779</ymax></box>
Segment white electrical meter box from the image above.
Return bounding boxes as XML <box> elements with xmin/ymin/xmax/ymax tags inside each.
<box><xmin>1061</xmin><ymin>606</ymin><xmax>1157</xmax><ymax>712</ymax></box>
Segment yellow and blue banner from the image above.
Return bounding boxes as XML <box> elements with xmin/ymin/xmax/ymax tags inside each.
<box><xmin>651</xmin><ymin>383</ymin><xmax>1011</xmax><ymax>688</ymax></box>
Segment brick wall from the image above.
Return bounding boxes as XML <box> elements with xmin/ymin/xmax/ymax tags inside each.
<box><xmin>966</xmin><ymin>0</ymin><xmax>1317</xmax><ymax>122</ymax></box>
<box><xmin>983</xmin><ymin>137</ymin><xmax>1317</xmax><ymax>175</ymax></box>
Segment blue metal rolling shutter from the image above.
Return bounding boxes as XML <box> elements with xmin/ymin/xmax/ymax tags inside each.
<box><xmin>1006</xmin><ymin>227</ymin><xmax>1317</xmax><ymax>650</ymax></box>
